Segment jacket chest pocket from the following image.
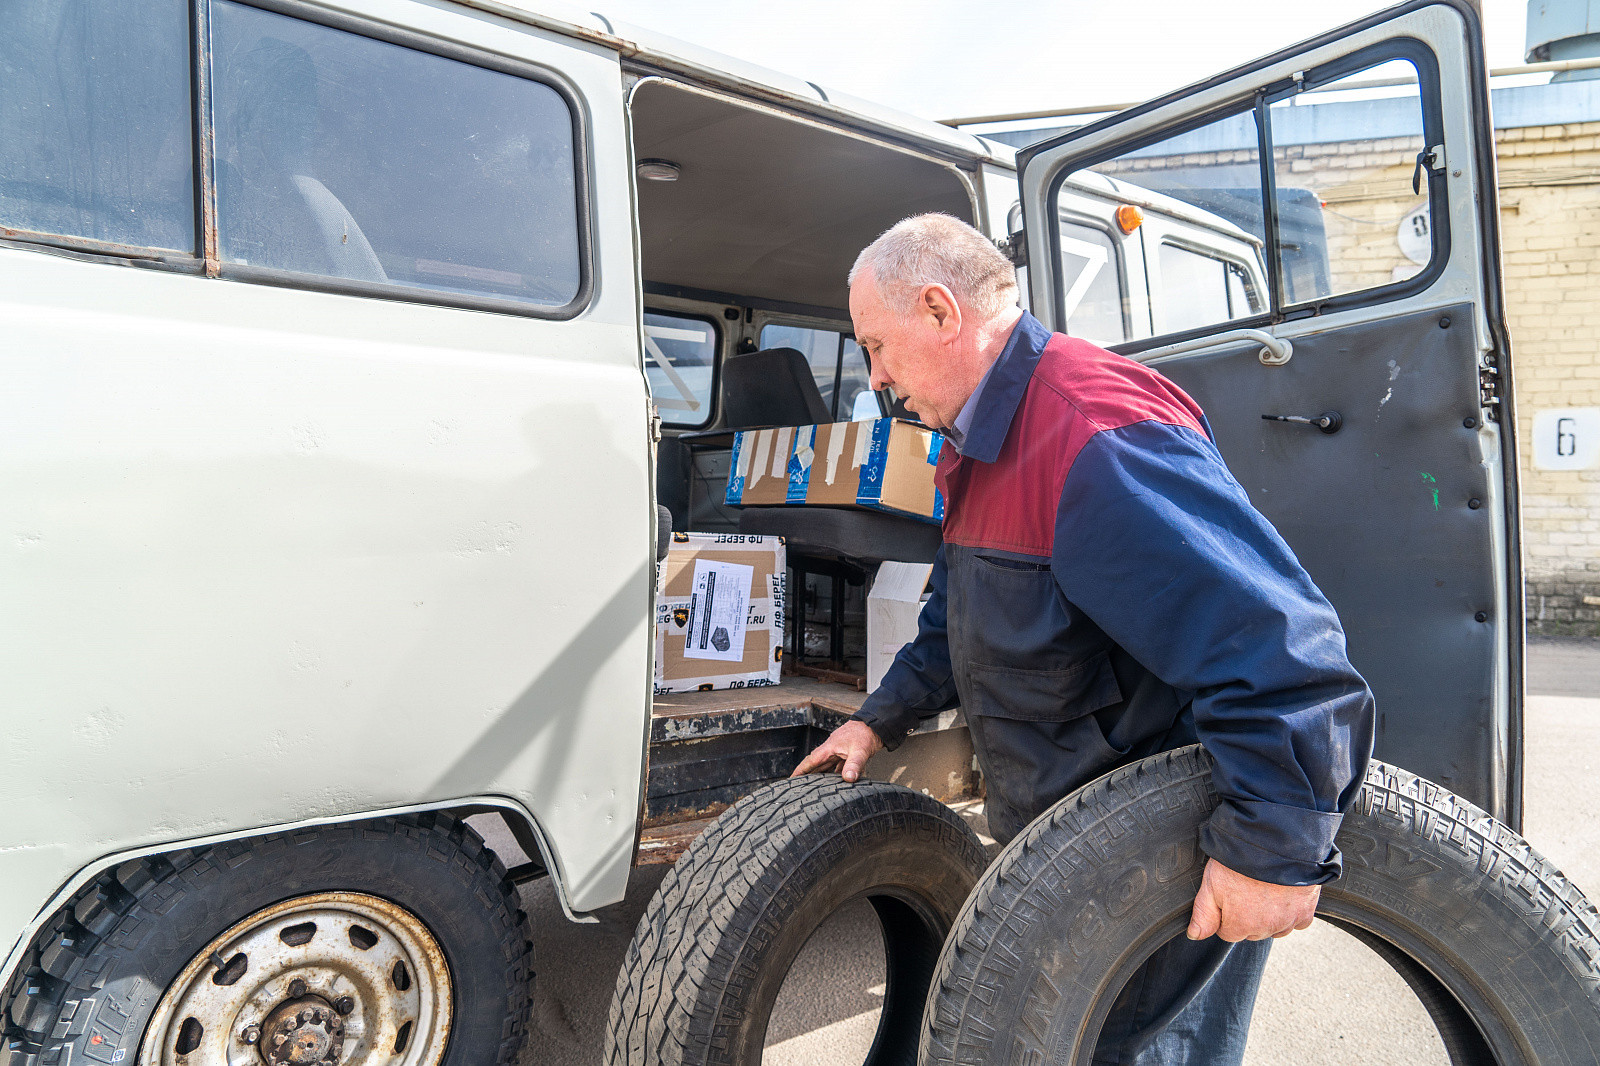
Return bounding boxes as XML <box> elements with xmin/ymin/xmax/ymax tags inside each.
<box><xmin>948</xmin><ymin>551</ymin><xmax>1111</xmax><ymax>685</ymax></box>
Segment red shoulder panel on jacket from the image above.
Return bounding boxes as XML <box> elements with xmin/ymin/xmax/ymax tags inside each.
<box><xmin>938</xmin><ymin>333</ymin><xmax>1209</xmax><ymax>555</ymax></box>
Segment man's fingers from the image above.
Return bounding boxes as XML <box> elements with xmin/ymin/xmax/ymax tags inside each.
<box><xmin>1187</xmin><ymin>882</ymin><xmax>1221</xmax><ymax>940</ymax></box>
<box><xmin>790</xmin><ymin>746</ymin><xmax>839</xmax><ymax>777</ymax></box>
<box><xmin>794</xmin><ymin>721</ymin><xmax>884</xmax><ymax>781</ymax></box>
<box><xmin>841</xmin><ymin>749</ymin><xmax>869</xmax><ymax>783</ymax></box>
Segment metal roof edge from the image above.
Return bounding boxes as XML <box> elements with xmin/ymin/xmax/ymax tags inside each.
<box><xmin>446</xmin><ymin>0</ymin><xmax>1006</xmax><ymax>167</ymax></box>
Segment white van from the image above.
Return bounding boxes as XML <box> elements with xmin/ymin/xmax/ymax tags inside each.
<box><xmin>0</xmin><ymin>1</ymin><xmax>1515</xmax><ymax>1063</ymax></box>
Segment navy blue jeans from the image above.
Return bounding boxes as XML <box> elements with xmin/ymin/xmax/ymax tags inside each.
<box><xmin>1091</xmin><ymin>935</ymin><xmax>1272</xmax><ymax>1065</ymax></box>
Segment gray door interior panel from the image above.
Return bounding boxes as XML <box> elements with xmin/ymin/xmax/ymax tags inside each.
<box><xmin>1153</xmin><ymin>302</ymin><xmax>1496</xmax><ymax>808</ymax></box>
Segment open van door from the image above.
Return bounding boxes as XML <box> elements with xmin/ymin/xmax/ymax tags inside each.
<box><xmin>1016</xmin><ymin>0</ymin><xmax>1521</xmax><ymax>823</ymax></box>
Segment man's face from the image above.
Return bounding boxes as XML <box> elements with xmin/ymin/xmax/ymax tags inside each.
<box><xmin>850</xmin><ymin>270</ymin><xmax>962</xmax><ymax>431</ymax></box>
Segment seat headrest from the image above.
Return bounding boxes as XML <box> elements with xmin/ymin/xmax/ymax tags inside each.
<box><xmin>720</xmin><ymin>347</ymin><xmax>832</xmax><ymax>429</ymax></box>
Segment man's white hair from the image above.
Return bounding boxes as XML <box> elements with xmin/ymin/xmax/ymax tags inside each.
<box><xmin>849</xmin><ymin>213</ymin><xmax>1019</xmax><ymax>320</ymax></box>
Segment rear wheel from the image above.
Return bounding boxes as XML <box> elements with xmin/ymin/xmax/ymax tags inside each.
<box><xmin>0</xmin><ymin>812</ymin><xmax>531</xmax><ymax>1066</ymax></box>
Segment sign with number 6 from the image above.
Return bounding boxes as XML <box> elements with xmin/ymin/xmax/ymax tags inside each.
<box><xmin>1532</xmin><ymin>408</ymin><xmax>1600</xmax><ymax>470</ymax></box>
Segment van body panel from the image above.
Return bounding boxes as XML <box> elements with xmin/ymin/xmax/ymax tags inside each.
<box><xmin>0</xmin><ymin>1</ymin><xmax>648</xmax><ymax>973</ymax></box>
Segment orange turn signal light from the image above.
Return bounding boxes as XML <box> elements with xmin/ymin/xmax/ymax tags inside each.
<box><xmin>1115</xmin><ymin>204</ymin><xmax>1143</xmax><ymax>234</ymax></box>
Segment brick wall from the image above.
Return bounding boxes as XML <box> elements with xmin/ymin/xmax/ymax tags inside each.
<box><xmin>1496</xmin><ymin>123</ymin><xmax>1600</xmax><ymax>635</ymax></box>
<box><xmin>1103</xmin><ymin>124</ymin><xmax>1600</xmax><ymax>634</ymax></box>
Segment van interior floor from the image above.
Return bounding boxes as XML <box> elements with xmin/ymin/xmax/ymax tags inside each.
<box><xmin>641</xmin><ymin>678</ymin><xmax>976</xmax><ymax>865</ymax></box>
<box><xmin>651</xmin><ymin>674</ymin><xmax>867</xmax><ymax>723</ymax></box>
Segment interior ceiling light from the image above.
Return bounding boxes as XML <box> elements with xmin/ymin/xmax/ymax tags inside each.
<box><xmin>637</xmin><ymin>159</ymin><xmax>681</xmax><ymax>182</ymax></box>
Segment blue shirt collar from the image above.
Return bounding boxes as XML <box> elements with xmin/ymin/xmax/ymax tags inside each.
<box><xmin>946</xmin><ymin>348</ymin><xmax>999</xmax><ymax>454</ymax></box>
<box><xmin>949</xmin><ymin>310</ymin><xmax>1052</xmax><ymax>464</ymax></box>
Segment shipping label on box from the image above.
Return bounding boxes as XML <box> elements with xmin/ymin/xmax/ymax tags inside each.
<box><xmin>655</xmin><ymin>533</ymin><xmax>786</xmax><ymax>694</ymax></box>
<box><xmin>727</xmin><ymin>418</ymin><xmax>945</xmax><ymax>523</ymax></box>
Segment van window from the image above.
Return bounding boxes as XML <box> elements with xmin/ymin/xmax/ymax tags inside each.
<box><xmin>1051</xmin><ymin>43</ymin><xmax>1442</xmax><ymax>343</ymax></box>
<box><xmin>759</xmin><ymin>324</ymin><xmax>878</xmax><ymax>421</ymax></box>
<box><xmin>1059</xmin><ymin>107</ymin><xmax>1268</xmax><ymax>341</ymax></box>
<box><xmin>1267</xmin><ymin>58</ymin><xmax>1433</xmax><ymax>302</ymax></box>
<box><xmin>211</xmin><ymin>0</ymin><xmax>581</xmax><ymax>308</ymax></box>
<box><xmin>1058</xmin><ymin>219</ymin><xmax>1128</xmax><ymax>345</ymax></box>
<box><xmin>1158</xmin><ymin>243</ymin><xmax>1258</xmax><ymax>334</ymax></box>
<box><xmin>646</xmin><ymin>311</ymin><xmax>719</xmax><ymax>428</ymax></box>
<box><xmin>0</xmin><ymin>0</ymin><xmax>194</xmax><ymax>252</ymax></box>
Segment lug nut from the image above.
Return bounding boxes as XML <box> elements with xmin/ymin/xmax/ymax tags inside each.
<box><xmin>241</xmin><ymin>1024</ymin><xmax>261</xmax><ymax>1045</ymax></box>
<box><xmin>334</xmin><ymin>997</ymin><xmax>355</xmax><ymax>1015</ymax></box>
<box><xmin>288</xmin><ymin>978</ymin><xmax>307</xmax><ymax>998</ymax></box>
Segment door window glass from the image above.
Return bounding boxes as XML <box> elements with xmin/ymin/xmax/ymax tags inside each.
<box><xmin>759</xmin><ymin>324</ymin><xmax>877</xmax><ymax>421</ymax></box>
<box><xmin>0</xmin><ymin>0</ymin><xmax>194</xmax><ymax>251</ymax></box>
<box><xmin>1057</xmin><ymin>218</ymin><xmax>1128</xmax><ymax>345</ymax></box>
<box><xmin>837</xmin><ymin>340</ymin><xmax>879</xmax><ymax>421</ymax></box>
<box><xmin>1158</xmin><ymin>244</ymin><xmax>1261</xmax><ymax>334</ymax></box>
<box><xmin>1158</xmin><ymin>244</ymin><xmax>1232</xmax><ymax>334</ymax></box>
<box><xmin>646</xmin><ymin>312</ymin><xmax>718</xmax><ymax>428</ymax></box>
<box><xmin>1049</xmin><ymin>44</ymin><xmax>1440</xmax><ymax>344</ymax></box>
<box><xmin>211</xmin><ymin>1</ymin><xmax>581</xmax><ymax>308</ymax></box>
<box><xmin>1058</xmin><ymin>110</ymin><xmax>1269</xmax><ymax>341</ymax></box>
<box><xmin>1268</xmin><ymin>59</ymin><xmax>1433</xmax><ymax>303</ymax></box>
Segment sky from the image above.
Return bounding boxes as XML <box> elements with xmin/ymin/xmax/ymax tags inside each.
<box><xmin>588</xmin><ymin>0</ymin><xmax>1535</xmax><ymax>125</ymax></box>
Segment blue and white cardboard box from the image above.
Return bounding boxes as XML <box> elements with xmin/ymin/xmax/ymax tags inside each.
<box><xmin>725</xmin><ymin>418</ymin><xmax>944</xmax><ymax>524</ymax></box>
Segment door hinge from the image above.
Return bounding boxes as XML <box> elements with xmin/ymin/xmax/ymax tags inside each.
<box><xmin>996</xmin><ymin>231</ymin><xmax>1027</xmax><ymax>268</ymax></box>
<box><xmin>1478</xmin><ymin>365</ymin><xmax>1502</xmax><ymax>421</ymax></box>
<box><xmin>649</xmin><ymin>401</ymin><xmax>663</xmax><ymax>443</ymax></box>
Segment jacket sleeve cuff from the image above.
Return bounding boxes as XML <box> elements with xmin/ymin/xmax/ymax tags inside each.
<box><xmin>849</xmin><ymin>692</ymin><xmax>921</xmax><ymax>752</ymax></box>
<box><xmin>1199</xmin><ymin>798</ymin><xmax>1346</xmax><ymax>886</ymax></box>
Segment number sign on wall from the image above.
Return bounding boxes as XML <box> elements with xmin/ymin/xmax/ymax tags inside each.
<box><xmin>1532</xmin><ymin>408</ymin><xmax>1600</xmax><ymax>471</ymax></box>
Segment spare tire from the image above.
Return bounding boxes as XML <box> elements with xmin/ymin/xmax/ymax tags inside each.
<box><xmin>921</xmin><ymin>746</ymin><xmax>1600</xmax><ymax>1066</ymax></box>
<box><xmin>607</xmin><ymin>775</ymin><xmax>987</xmax><ymax>1066</ymax></box>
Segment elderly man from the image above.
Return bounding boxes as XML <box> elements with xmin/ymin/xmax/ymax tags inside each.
<box><xmin>793</xmin><ymin>213</ymin><xmax>1374</xmax><ymax>1064</ymax></box>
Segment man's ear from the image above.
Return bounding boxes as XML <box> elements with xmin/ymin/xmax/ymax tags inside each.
<box><xmin>919</xmin><ymin>284</ymin><xmax>962</xmax><ymax>339</ymax></box>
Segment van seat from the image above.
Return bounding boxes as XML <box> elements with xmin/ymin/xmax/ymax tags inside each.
<box><xmin>721</xmin><ymin>348</ymin><xmax>831</xmax><ymax>429</ymax></box>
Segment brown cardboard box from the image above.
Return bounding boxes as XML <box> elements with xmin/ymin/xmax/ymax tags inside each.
<box><xmin>654</xmin><ymin>533</ymin><xmax>785</xmax><ymax>693</ymax></box>
<box><xmin>724</xmin><ymin>426</ymin><xmax>796</xmax><ymax>507</ymax></box>
<box><xmin>726</xmin><ymin>418</ymin><xmax>944</xmax><ymax>523</ymax></box>
<box><xmin>804</xmin><ymin>421</ymin><xmax>869</xmax><ymax>507</ymax></box>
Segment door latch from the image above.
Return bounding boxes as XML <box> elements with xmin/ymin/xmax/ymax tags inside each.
<box><xmin>1412</xmin><ymin>144</ymin><xmax>1445</xmax><ymax>194</ymax></box>
<box><xmin>996</xmin><ymin>231</ymin><xmax>1028</xmax><ymax>268</ymax></box>
<box><xmin>1262</xmin><ymin>411</ymin><xmax>1342</xmax><ymax>434</ymax></box>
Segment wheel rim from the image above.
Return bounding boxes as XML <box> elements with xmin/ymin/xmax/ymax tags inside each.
<box><xmin>138</xmin><ymin>891</ymin><xmax>453</xmax><ymax>1066</ymax></box>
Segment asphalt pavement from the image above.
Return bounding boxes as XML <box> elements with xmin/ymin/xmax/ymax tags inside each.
<box><xmin>481</xmin><ymin>637</ymin><xmax>1599</xmax><ymax>1065</ymax></box>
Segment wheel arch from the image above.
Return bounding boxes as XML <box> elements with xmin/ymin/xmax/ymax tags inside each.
<box><xmin>0</xmin><ymin>794</ymin><xmax>586</xmax><ymax>994</ymax></box>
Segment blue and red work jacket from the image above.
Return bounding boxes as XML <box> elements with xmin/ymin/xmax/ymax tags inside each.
<box><xmin>854</xmin><ymin>311</ymin><xmax>1375</xmax><ymax>886</ymax></box>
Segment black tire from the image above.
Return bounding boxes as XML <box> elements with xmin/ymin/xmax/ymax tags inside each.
<box><xmin>607</xmin><ymin>775</ymin><xmax>988</xmax><ymax>1066</ymax></box>
<box><xmin>0</xmin><ymin>812</ymin><xmax>532</xmax><ymax>1066</ymax></box>
<box><xmin>921</xmin><ymin>746</ymin><xmax>1600</xmax><ymax>1066</ymax></box>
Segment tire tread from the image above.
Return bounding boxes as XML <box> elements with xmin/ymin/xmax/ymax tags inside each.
<box><xmin>607</xmin><ymin>775</ymin><xmax>985</xmax><ymax>1066</ymax></box>
<box><xmin>921</xmin><ymin>749</ymin><xmax>1600</xmax><ymax>1065</ymax></box>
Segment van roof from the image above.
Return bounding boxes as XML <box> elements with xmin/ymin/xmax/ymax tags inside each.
<box><xmin>449</xmin><ymin>0</ymin><xmax>1015</xmax><ymax>168</ymax></box>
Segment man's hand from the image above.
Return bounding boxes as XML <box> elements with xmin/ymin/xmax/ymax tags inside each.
<box><xmin>791</xmin><ymin>720</ymin><xmax>884</xmax><ymax>783</ymax></box>
<box><xmin>1187</xmin><ymin>858</ymin><xmax>1319</xmax><ymax>942</ymax></box>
